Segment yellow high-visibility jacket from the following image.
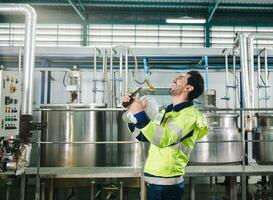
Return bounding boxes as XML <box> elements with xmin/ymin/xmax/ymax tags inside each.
<box><xmin>129</xmin><ymin>101</ymin><xmax>207</xmax><ymax>184</ymax></box>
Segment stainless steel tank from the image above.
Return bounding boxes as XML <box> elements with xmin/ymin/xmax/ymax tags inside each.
<box><xmin>41</xmin><ymin>104</ymin><xmax>106</xmax><ymax>167</ymax></box>
<box><xmin>253</xmin><ymin>113</ymin><xmax>273</xmax><ymax>164</ymax></box>
<box><xmin>117</xmin><ymin>112</ymin><xmax>147</xmax><ymax>167</ymax></box>
<box><xmin>190</xmin><ymin>113</ymin><xmax>242</xmax><ymax>165</ymax></box>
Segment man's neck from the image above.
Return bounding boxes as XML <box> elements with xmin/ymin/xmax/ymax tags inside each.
<box><xmin>172</xmin><ymin>95</ymin><xmax>188</xmax><ymax>106</ymax></box>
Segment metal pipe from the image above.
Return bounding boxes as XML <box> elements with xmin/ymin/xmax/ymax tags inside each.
<box><xmin>20</xmin><ymin>174</ymin><xmax>26</xmax><ymax>200</ymax></box>
<box><xmin>93</xmin><ymin>48</ymin><xmax>97</xmax><ymax>103</ymax></box>
<box><xmin>102</xmin><ymin>49</ymin><xmax>108</xmax><ymax>104</ymax></box>
<box><xmin>247</xmin><ymin>35</ymin><xmax>255</xmax><ymax>113</ymax></box>
<box><xmin>204</xmin><ymin>56</ymin><xmax>209</xmax><ymax>90</ymax></box>
<box><xmin>233</xmin><ymin>55</ymin><xmax>237</xmax><ymax>110</ymax></box>
<box><xmin>239</xmin><ymin>34</ymin><xmax>249</xmax><ymax>109</ymax></box>
<box><xmin>257</xmin><ymin>55</ymin><xmax>261</xmax><ymax>109</ymax></box>
<box><xmin>0</xmin><ymin>4</ymin><xmax>37</xmax><ymax>115</ymax></box>
<box><xmin>90</xmin><ymin>181</ymin><xmax>96</xmax><ymax>200</ymax></box>
<box><xmin>264</xmin><ymin>49</ymin><xmax>269</xmax><ymax>108</ymax></box>
<box><xmin>119</xmin><ymin>181</ymin><xmax>124</xmax><ymax>200</ymax></box>
<box><xmin>35</xmin><ymin>131</ymin><xmax>41</xmax><ymax>200</ymax></box>
<box><xmin>18</xmin><ymin>46</ymin><xmax>22</xmax><ymax>81</ymax></box>
<box><xmin>224</xmin><ymin>50</ymin><xmax>230</xmax><ymax>108</ymax></box>
<box><xmin>119</xmin><ymin>53</ymin><xmax>123</xmax><ymax>103</ymax></box>
<box><xmin>125</xmin><ymin>48</ymin><xmax>129</xmax><ymax>93</ymax></box>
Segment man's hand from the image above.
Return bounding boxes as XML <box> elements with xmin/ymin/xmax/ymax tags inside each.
<box><xmin>128</xmin><ymin>96</ymin><xmax>147</xmax><ymax>115</ymax></box>
<box><xmin>122</xmin><ymin>95</ymin><xmax>147</xmax><ymax>115</ymax></box>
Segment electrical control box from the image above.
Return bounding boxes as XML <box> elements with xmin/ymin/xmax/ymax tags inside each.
<box><xmin>0</xmin><ymin>70</ymin><xmax>21</xmax><ymax>137</ymax></box>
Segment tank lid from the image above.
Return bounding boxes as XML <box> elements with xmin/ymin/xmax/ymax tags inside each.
<box><xmin>40</xmin><ymin>103</ymin><xmax>106</xmax><ymax>108</ymax></box>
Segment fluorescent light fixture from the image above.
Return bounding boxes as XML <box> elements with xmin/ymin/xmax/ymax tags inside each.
<box><xmin>166</xmin><ymin>16</ymin><xmax>206</xmax><ymax>24</ymax></box>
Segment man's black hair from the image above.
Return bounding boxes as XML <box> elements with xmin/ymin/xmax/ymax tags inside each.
<box><xmin>187</xmin><ymin>70</ymin><xmax>204</xmax><ymax>101</ymax></box>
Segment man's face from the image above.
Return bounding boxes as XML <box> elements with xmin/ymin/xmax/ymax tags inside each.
<box><xmin>170</xmin><ymin>73</ymin><xmax>192</xmax><ymax>96</ymax></box>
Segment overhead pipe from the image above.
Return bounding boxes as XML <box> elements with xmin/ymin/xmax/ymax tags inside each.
<box><xmin>0</xmin><ymin>4</ymin><xmax>37</xmax><ymax>115</ymax></box>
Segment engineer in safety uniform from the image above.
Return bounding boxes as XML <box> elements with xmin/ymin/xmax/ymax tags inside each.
<box><xmin>122</xmin><ymin>70</ymin><xmax>208</xmax><ymax>200</ymax></box>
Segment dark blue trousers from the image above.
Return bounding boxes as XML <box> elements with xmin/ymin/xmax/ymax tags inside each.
<box><xmin>147</xmin><ymin>182</ymin><xmax>184</xmax><ymax>200</ymax></box>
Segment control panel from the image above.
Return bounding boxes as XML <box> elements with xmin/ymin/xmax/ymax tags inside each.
<box><xmin>0</xmin><ymin>70</ymin><xmax>21</xmax><ymax>137</ymax></box>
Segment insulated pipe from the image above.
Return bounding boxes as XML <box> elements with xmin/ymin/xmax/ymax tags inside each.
<box><xmin>93</xmin><ymin>48</ymin><xmax>97</xmax><ymax>103</ymax></box>
<box><xmin>233</xmin><ymin>55</ymin><xmax>237</xmax><ymax>110</ymax></box>
<box><xmin>102</xmin><ymin>49</ymin><xmax>108</xmax><ymax>104</ymax></box>
<box><xmin>264</xmin><ymin>49</ymin><xmax>269</xmax><ymax>108</ymax></box>
<box><xmin>204</xmin><ymin>56</ymin><xmax>209</xmax><ymax>90</ymax></box>
<box><xmin>125</xmin><ymin>48</ymin><xmax>129</xmax><ymax>93</ymax></box>
<box><xmin>0</xmin><ymin>4</ymin><xmax>36</xmax><ymax>115</ymax></box>
<box><xmin>257</xmin><ymin>55</ymin><xmax>261</xmax><ymax>109</ymax></box>
<box><xmin>224</xmin><ymin>50</ymin><xmax>230</xmax><ymax>108</ymax></box>
<box><xmin>247</xmin><ymin>36</ymin><xmax>255</xmax><ymax>112</ymax></box>
<box><xmin>239</xmin><ymin>33</ymin><xmax>250</xmax><ymax>109</ymax></box>
<box><xmin>119</xmin><ymin>53</ymin><xmax>123</xmax><ymax>102</ymax></box>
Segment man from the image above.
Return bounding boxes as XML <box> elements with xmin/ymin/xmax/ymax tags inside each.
<box><xmin>123</xmin><ymin>70</ymin><xmax>208</xmax><ymax>200</ymax></box>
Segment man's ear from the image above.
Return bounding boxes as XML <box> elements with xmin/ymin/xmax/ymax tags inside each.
<box><xmin>186</xmin><ymin>85</ymin><xmax>194</xmax><ymax>92</ymax></box>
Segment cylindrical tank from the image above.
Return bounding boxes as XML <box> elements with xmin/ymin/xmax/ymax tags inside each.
<box><xmin>190</xmin><ymin>113</ymin><xmax>242</xmax><ymax>165</ymax></box>
<box><xmin>41</xmin><ymin>104</ymin><xmax>106</xmax><ymax>167</ymax></box>
<box><xmin>253</xmin><ymin>113</ymin><xmax>273</xmax><ymax>164</ymax></box>
<box><xmin>117</xmin><ymin>112</ymin><xmax>146</xmax><ymax>167</ymax></box>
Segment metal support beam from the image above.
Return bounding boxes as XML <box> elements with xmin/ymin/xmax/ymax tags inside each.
<box><xmin>67</xmin><ymin>0</ymin><xmax>87</xmax><ymax>21</ymax></box>
<box><xmin>82</xmin><ymin>21</ymin><xmax>88</xmax><ymax>46</ymax></box>
<box><xmin>207</xmin><ymin>0</ymin><xmax>221</xmax><ymax>23</ymax></box>
<box><xmin>205</xmin><ymin>24</ymin><xmax>211</xmax><ymax>47</ymax></box>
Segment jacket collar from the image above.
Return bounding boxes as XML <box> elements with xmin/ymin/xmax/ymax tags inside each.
<box><xmin>166</xmin><ymin>101</ymin><xmax>193</xmax><ymax>112</ymax></box>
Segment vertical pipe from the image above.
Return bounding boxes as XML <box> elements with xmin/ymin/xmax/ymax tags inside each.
<box><xmin>264</xmin><ymin>49</ymin><xmax>268</xmax><ymax>108</ymax></box>
<box><xmin>239</xmin><ymin>33</ymin><xmax>247</xmax><ymax>200</ymax></box>
<box><xmin>140</xmin><ymin>176</ymin><xmax>147</xmax><ymax>200</ymax></box>
<box><xmin>233</xmin><ymin>55</ymin><xmax>237</xmax><ymax>110</ymax></box>
<box><xmin>41</xmin><ymin>182</ymin><xmax>45</xmax><ymax>200</ymax></box>
<box><xmin>119</xmin><ymin>181</ymin><xmax>124</xmax><ymax>200</ymax></box>
<box><xmin>119</xmin><ymin>53</ymin><xmax>123</xmax><ymax>104</ymax></box>
<box><xmin>5</xmin><ymin>180</ymin><xmax>11</xmax><ymax>200</ymax></box>
<box><xmin>102</xmin><ymin>50</ymin><xmax>107</xmax><ymax>104</ymax></box>
<box><xmin>204</xmin><ymin>56</ymin><xmax>209</xmax><ymax>90</ymax></box>
<box><xmin>247</xmin><ymin>36</ymin><xmax>255</xmax><ymax>112</ymax></box>
<box><xmin>224</xmin><ymin>51</ymin><xmax>229</xmax><ymax>109</ymax></box>
<box><xmin>190</xmin><ymin>177</ymin><xmax>196</xmax><ymax>200</ymax></box>
<box><xmin>35</xmin><ymin>131</ymin><xmax>41</xmax><ymax>200</ymax></box>
<box><xmin>257</xmin><ymin>55</ymin><xmax>261</xmax><ymax>109</ymax></box>
<box><xmin>93</xmin><ymin>48</ymin><xmax>97</xmax><ymax>103</ymax></box>
<box><xmin>49</xmin><ymin>178</ymin><xmax>53</xmax><ymax>200</ymax></box>
<box><xmin>125</xmin><ymin>48</ymin><xmax>129</xmax><ymax>94</ymax></box>
<box><xmin>40</xmin><ymin>71</ymin><xmax>45</xmax><ymax>104</ymax></box>
<box><xmin>90</xmin><ymin>181</ymin><xmax>96</xmax><ymax>200</ymax></box>
<box><xmin>46</xmin><ymin>71</ymin><xmax>51</xmax><ymax>104</ymax></box>
<box><xmin>18</xmin><ymin>46</ymin><xmax>22</xmax><ymax>81</ymax></box>
<box><xmin>20</xmin><ymin>174</ymin><xmax>26</xmax><ymax>200</ymax></box>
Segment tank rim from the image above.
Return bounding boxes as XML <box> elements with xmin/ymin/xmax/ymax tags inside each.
<box><xmin>255</xmin><ymin>113</ymin><xmax>273</xmax><ymax>117</ymax></box>
<box><xmin>40</xmin><ymin>103</ymin><xmax>106</xmax><ymax>108</ymax></box>
<box><xmin>203</xmin><ymin>113</ymin><xmax>239</xmax><ymax>117</ymax></box>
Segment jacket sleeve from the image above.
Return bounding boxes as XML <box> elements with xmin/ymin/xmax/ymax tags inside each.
<box><xmin>195</xmin><ymin>111</ymin><xmax>208</xmax><ymax>140</ymax></box>
<box><xmin>127</xmin><ymin>123</ymin><xmax>149</xmax><ymax>142</ymax></box>
<box><xmin>134</xmin><ymin>111</ymin><xmax>196</xmax><ymax>148</ymax></box>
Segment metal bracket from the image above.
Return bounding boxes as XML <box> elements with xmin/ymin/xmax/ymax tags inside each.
<box><xmin>31</xmin><ymin>122</ymin><xmax>47</xmax><ymax>131</ymax></box>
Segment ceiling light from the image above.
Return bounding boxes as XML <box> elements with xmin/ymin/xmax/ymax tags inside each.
<box><xmin>166</xmin><ymin>16</ymin><xmax>206</xmax><ymax>24</ymax></box>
